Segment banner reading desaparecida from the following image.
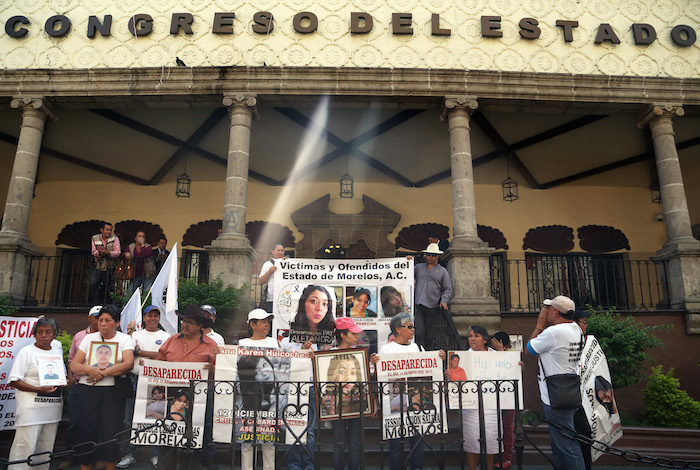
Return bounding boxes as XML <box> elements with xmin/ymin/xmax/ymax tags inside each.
<box><xmin>131</xmin><ymin>359</ymin><xmax>208</xmax><ymax>448</ymax></box>
<box><xmin>579</xmin><ymin>336</ymin><xmax>622</xmax><ymax>461</ymax></box>
<box><xmin>273</xmin><ymin>258</ymin><xmax>413</xmax><ymax>354</ymax></box>
<box><xmin>376</xmin><ymin>351</ymin><xmax>447</xmax><ymax>440</ymax></box>
<box><xmin>446</xmin><ymin>351</ymin><xmax>523</xmax><ymax>410</ymax></box>
<box><xmin>0</xmin><ymin>316</ymin><xmax>39</xmax><ymax>430</ymax></box>
<box><xmin>212</xmin><ymin>345</ymin><xmax>312</xmax><ymax>445</ymax></box>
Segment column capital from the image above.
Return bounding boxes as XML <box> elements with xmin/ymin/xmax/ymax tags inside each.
<box><xmin>441</xmin><ymin>95</ymin><xmax>478</xmax><ymax>121</ymax></box>
<box><xmin>637</xmin><ymin>104</ymin><xmax>684</xmax><ymax>128</ymax></box>
<box><xmin>222</xmin><ymin>93</ymin><xmax>259</xmax><ymax>119</ymax></box>
<box><xmin>10</xmin><ymin>96</ymin><xmax>58</xmax><ymax>122</ymax></box>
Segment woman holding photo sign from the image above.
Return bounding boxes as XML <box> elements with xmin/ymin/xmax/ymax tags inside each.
<box><xmin>370</xmin><ymin>313</ymin><xmax>445</xmax><ymax>470</ymax></box>
<box><xmin>70</xmin><ymin>305</ymin><xmax>134</xmax><ymax>470</ymax></box>
<box><xmin>8</xmin><ymin>317</ymin><xmax>65</xmax><ymax>470</ymax></box>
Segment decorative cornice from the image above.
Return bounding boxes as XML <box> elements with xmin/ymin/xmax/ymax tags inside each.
<box><xmin>1</xmin><ymin>69</ymin><xmax>699</xmax><ymax>108</ymax></box>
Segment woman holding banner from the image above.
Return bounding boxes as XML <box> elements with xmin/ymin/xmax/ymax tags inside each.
<box><xmin>258</xmin><ymin>244</ymin><xmax>287</xmax><ymax>312</ymax></box>
<box><xmin>462</xmin><ymin>325</ymin><xmax>502</xmax><ymax>470</ymax></box>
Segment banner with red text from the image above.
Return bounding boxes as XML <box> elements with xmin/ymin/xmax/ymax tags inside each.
<box><xmin>131</xmin><ymin>359</ymin><xmax>209</xmax><ymax>448</ymax></box>
<box><xmin>376</xmin><ymin>351</ymin><xmax>446</xmax><ymax>440</ymax></box>
<box><xmin>0</xmin><ymin>316</ymin><xmax>39</xmax><ymax>430</ymax></box>
<box><xmin>272</xmin><ymin>258</ymin><xmax>413</xmax><ymax>354</ymax></box>
<box><xmin>212</xmin><ymin>345</ymin><xmax>312</xmax><ymax>445</ymax></box>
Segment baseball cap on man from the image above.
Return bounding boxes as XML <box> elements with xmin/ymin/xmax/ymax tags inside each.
<box><xmin>335</xmin><ymin>317</ymin><xmax>363</xmax><ymax>334</ymax></box>
<box><xmin>248</xmin><ymin>308</ymin><xmax>273</xmax><ymax>322</ymax></box>
<box><xmin>144</xmin><ymin>305</ymin><xmax>161</xmax><ymax>315</ymax></box>
<box><xmin>89</xmin><ymin>305</ymin><xmax>102</xmax><ymax>316</ymax></box>
<box><xmin>544</xmin><ymin>295</ymin><xmax>575</xmax><ymax>315</ymax></box>
<box><xmin>201</xmin><ymin>305</ymin><xmax>217</xmax><ymax>317</ymax></box>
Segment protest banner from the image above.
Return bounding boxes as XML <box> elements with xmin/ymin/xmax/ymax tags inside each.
<box><xmin>446</xmin><ymin>351</ymin><xmax>523</xmax><ymax>410</ymax></box>
<box><xmin>272</xmin><ymin>258</ymin><xmax>413</xmax><ymax>353</ymax></box>
<box><xmin>0</xmin><ymin>316</ymin><xmax>39</xmax><ymax>430</ymax></box>
<box><xmin>212</xmin><ymin>345</ymin><xmax>312</xmax><ymax>445</ymax></box>
<box><xmin>313</xmin><ymin>348</ymin><xmax>374</xmax><ymax>420</ymax></box>
<box><xmin>131</xmin><ymin>359</ymin><xmax>209</xmax><ymax>448</ymax></box>
<box><xmin>579</xmin><ymin>336</ymin><xmax>622</xmax><ymax>461</ymax></box>
<box><xmin>376</xmin><ymin>351</ymin><xmax>446</xmax><ymax>440</ymax></box>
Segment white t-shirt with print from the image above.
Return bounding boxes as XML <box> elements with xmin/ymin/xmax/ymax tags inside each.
<box><xmin>259</xmin><ymin>260</ymin><xmax>276</xmax><ymax>302</ymax></box>
<box><xmin>206</xmin><ymin>330</ymin><xmax>225</xmax><ymax>346</ymax></box>
<box><xmin>9</xmin><ymin>343</ymin><xmax>65</xmax><ymax>426</ymax></box>
<box><xmin>379</xmin><ymin>341</ymin><xmax>421</xmax><ymax>355</ymax></box>
<box><xmin>78</xmin><ymin>331</ymin><xmax>134</xmax><ymax>386</ymax></box>
<box><xmin>131</xmin><ymin>329</ymin><xmax>171</xmax><ymax>374</ymax></box>
<box><xmin>528</xmin><ymin>322</ymin><xmax>583</xmax><ymax>406</ymax></box>
<box><xmin>239</xmin><ymin>337</ymin><xmax>280</xmax><ymax>349</ymax></box>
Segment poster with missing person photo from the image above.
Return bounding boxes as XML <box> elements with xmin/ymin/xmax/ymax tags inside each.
<box><xmin>579</xmin><ymin>336</ymin><xmax>622</xmax><ymax>461</ymax></box>
<box><xmin>271</xmin><ymin>258</ymin><xmax>413</xmax><ymax>351</ymax></box>
<box><xmin>212</xmin><ymin>345</ymin><xmax>312</xmax><ymax>445</ymax></box>
<box><xmin>131</xmin><ymin>359</ymin><xmax>209</xmax><ymax>448</ymax></box>
<box><xmin>376</xmin><ymin>351</ymin><xmax>446</xmax><ymax>440</ymax></box>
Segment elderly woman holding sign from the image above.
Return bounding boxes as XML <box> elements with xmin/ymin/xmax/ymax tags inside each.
<box><xmin>8</xmin><ymin>317</ymin><xmax>65</xmax><ymax>470</ymax></box>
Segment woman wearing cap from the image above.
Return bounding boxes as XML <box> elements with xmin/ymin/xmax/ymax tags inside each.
<box><xmin>70</xmin><ymin>305</ymin><xmax>134</xmax><ymax>470</ymax></box>
<box><xmin>327</xmin><ymin>317</ymin><xmax>367</xmax><ymax>470</ymax></box>
<box><xmin>258</xmin><ymin>243</ymin><xmax>288</xmax><ymax>312</ymax></box>
<box><xmin>237</xmin><ymin>309</ymin><xmax>279</xmax><ymax>470</ymax></box>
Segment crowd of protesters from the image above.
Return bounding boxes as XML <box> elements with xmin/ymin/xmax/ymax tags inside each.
<box><xmin>6</xmin><ymin>233</ymin><xmax>592</xmax><ymax>470</ymax></box>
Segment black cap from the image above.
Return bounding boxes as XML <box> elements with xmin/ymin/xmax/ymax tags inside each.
<box><xmin>573</xmin><ymin>309</ymin><xmax>592</xmax><ymax>320</ymax></box>
<box><xmin>175</xmin><ymin>304</ymin><xmax>213</xmax><ymax>329</ymax></box>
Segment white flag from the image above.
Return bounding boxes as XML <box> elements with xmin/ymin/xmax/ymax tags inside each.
<box><xmin>120</xmin><ymin>288</ymin><xmax>141</xmax><ymax>334</ymax></box>
<box><xmin>151</xmin><ymin>243</ymin><xmax>179</xmax><ymax>335</ymax></box>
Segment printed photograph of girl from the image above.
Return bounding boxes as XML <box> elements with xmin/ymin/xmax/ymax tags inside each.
<box><xmin>380</xmin><ymin>286</ymin><xmax>410</xmax><ymax>318</ymax></box>
<box><xmin>346</xmin><ymin>287</ymin><xmax>377</xmax><ymax>318</ymax></box>
<box><xmin>293</xmin><ymin>285</ymin><xmax>336</xmax><ymax>332</ymax></box>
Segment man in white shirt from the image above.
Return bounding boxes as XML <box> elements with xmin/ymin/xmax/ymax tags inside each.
<box><xmin>526</xmin><ymin>295</ymin><xmax>585</xmax><ymax>470</ymax></box>
<box><xmin>202</xmin><ymin>304</ymin><xmax>225</xmax><ymax>345</ymax></box>
<box><xmin>118</xmin><ymin>305</ymin><xmax>171</xmax><ymax>469</ymax></box>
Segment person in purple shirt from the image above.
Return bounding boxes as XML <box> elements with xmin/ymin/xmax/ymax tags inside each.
<box><xmin>124</xmin><ymin>230</ymin><xmax>155</xmax><ymax>297</ymax></box>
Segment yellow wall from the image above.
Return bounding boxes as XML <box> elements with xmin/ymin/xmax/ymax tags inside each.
<box><xmin>22</xmin><ymin>169</ymin><xmax>666</xmax><ymax>259</ymax></box>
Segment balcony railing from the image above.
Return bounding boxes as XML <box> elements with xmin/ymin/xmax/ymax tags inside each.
<box><xmin>490</xmin><ymin>254</ymin><xmax>670</xmax><ymax>312</ymax></box>
<box><xmin>23</xmin><ymin>252</ymin><xmax>209</xmax><ymax>308</ymax></box>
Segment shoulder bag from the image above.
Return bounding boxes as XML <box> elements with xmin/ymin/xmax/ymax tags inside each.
<box><xmin>539</xmin><ymin>332</ymin><xmax>584</xmax><ymax>409</ymax></box>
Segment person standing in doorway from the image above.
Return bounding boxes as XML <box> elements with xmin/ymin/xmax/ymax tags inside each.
<box><xmin>413</xmin><ymin>243</ymin><xmax>451</xmax><ymax>349</ymax></box>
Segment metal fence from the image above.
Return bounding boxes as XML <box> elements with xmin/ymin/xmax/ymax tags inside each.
<box><xmin>490</xmin><ymin>254</ymin><xmax>670</xmax><ymax>312</ymax></box>
<box><xmin>23</xmin><ymin>252</ymin><xmax>208</xmax><ymax>308</ymax></box>
<box><xmin>194</xmin><ymin>377</ymin><xmax>523</xmax><ymax>470</ymax></box>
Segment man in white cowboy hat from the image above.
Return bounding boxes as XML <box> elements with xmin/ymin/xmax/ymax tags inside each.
<box><xmin>413</xmin><ymin>242</ymin><xmax>452</xmax><ymax>349</ymax></box>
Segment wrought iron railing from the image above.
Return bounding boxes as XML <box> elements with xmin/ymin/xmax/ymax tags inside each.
<box><xmin>490</xmin><ymin>254</ymin><xmax>670</xmax><ymax>312</ymax></box>
<box><xmin>23</xmin><ymin>252</ymin><xmax>208</xmax><ymax>308</ymax></box>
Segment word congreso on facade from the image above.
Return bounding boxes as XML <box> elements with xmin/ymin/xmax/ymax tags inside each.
<box><xmin>4</xmin><ymin>11</ymin><xmax>698</xmax><ymax>47</ymax></box>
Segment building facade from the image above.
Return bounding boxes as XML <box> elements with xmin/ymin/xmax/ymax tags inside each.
<box><xmin>0</xmin><ymin>0</ymin><xmax>699</xmax><ymax>335</ymax></box>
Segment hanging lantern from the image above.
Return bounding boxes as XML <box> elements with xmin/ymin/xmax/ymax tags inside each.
<box><xmin>502</xmin><ymin>176</ymin><xmax>519</xmax><ymax>202</ymax></box>
<box><xmin>176</xmin><ymin>172</ymin><xmax>191</xmax><ymax>198</ymax></box>
<box><xmin>340</xmin><ymin>173</ymin><xmax>354</xmax><ymax>199</ymax></box>
<box><xmin>650</xmin><ymin>182</ymin><xmax>662</xmax><ymax>204</ymax></box>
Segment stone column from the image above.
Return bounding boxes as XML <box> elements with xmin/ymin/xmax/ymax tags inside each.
<box><xmin>0</xmin><ymin>97</ymin><xmax>56</xmax><ymax>303</ymax></box>
<box><xmin>638</xmin><ymin>104</ymin><xmax>700</xmax><ymax>333</ymax></box>
<box><xmin>441</xmin><ymin>96</ymin><xmax>500</xmax><ymax>333</ymax></box>
<box><xmin>206</xmin><ymin>94</ymin><xmax>257</xmax><ymax>293</ymax></box>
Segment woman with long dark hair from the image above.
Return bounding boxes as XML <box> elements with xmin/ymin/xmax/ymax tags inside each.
<box><xmin>293</xmin><ymin>285</ymin><xmax>335</xmax><ymax>331</ymax></box>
